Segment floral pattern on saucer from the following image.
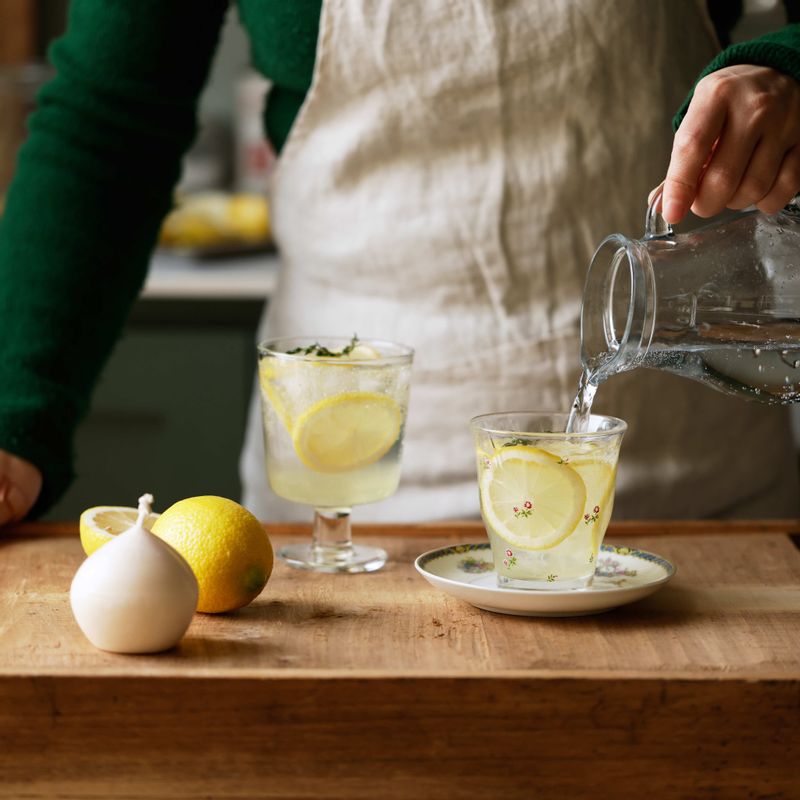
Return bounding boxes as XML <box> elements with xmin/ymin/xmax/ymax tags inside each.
<box><xmin>459</xmin><ymin>556</ymin><xmax>494</xmax><ymax>574</ymax></box>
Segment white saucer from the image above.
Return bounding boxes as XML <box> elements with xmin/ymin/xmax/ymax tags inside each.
<box><xmin>414</xmin><ymin>542</ymin><xmax>676</xmax><ymax>617</ymax></box>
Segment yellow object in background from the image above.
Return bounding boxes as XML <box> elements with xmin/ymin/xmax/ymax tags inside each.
<box><xmin>158</xmin><ymin>191</ymin><xmax>270</xmax><ymax>249</ymax></box>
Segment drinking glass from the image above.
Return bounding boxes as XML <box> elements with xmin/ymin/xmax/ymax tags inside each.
<box><xmin>258</xmin><ymin>337</ymin><xmax>413</xmax><ymax>572</ymax></box>
<box><xmin>470</xmin><ymin>412</ymin><xmax>626</xmax><ymax>590</ymax></box>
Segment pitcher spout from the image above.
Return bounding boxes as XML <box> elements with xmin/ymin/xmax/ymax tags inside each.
<box><xmin>581</xmin><ymin>234</ymin><xmax>656</xmax><ymax>381</ymax></box>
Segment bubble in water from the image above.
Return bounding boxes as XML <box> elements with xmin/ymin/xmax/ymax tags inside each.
<box><xmin>753</xmin><ymin>348</ymin><xmax>762</xmax><ymax>357</ymax></box>
<box><xmin>794</xmin><ymin>360</ymin><xmax>800</xmax><ymax>369</ymax></box>
<box><xmin>781</xmin><ymin>350</ymin><xmax>789</xmax><ymax>356</ymax></box>
<box><xmin>757</xmin><ymin>364</ymin><xmax>764</xmax><ymax>373</ymax></box>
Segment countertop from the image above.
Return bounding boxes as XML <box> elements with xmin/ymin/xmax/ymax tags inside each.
<box><xmin>1</xmin><ymin>520</ymin><xmax>799</xmax><ymax>799</ymax></box>
<box><xmin>142</xmin><ymin>249</ymin><xmax>279</xmax><ymax>300</ymax></box>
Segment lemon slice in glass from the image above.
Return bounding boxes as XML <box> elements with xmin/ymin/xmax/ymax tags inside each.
<box><xmin>344</xmin><ymin>343</ymin><xmax>381</xmax><ymax>360</ymax></box>
<box><xmin>568</xmin><ymin>457</ymin><xmax>616</xmax><ymax>548</ymax></box>
<box><xmin>79</xmin><ymin>505</ymin><xmax>160</xmax><ymax>556</ymax></box>
<box><xmin>292</xmin><ymin>391</ymin><xmax>402</xmax><ymax>473</ymax></box>
<box><xmin>480</xmin><ymin>445</ymin><xmax>586</xmax><ymax>551</ymax></box>
<box><xmin>258</xmin><ymin>358</ymin><xmax>295</xmax><ymax>431</ymax></box>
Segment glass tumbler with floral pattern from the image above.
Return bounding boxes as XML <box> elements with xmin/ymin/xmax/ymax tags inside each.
<box><xmin>470</xmin><ymin>412</ymin><xmax>626</xmax><ymax>590</ymax></box>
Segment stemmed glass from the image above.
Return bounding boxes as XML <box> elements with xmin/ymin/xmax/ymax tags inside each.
<box><xmin>257</xmin><ymin>336</ymin><xmax>413</xmax><ymax>573</ymax></box>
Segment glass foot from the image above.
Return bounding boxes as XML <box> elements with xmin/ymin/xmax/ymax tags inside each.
<box><xmin>278</xmin><ymin>543</ymin><xmax>387</xmax><ymax>573</ymax></box>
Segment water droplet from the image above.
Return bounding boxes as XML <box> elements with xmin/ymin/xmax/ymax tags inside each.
<box><xmin>794</xmin><ymin>360</ymin><xmax>800</xmax><ymax>369</ymax></box>
<box><xmin>781</xmin><ymin>350</ymin><xmax>789</xmax><ymax>356</ymax></box>
<box><xmin>753</xmin><ymin>348</ymin><xmax>762</xmax><ymax>357</ymax></box>
<box><xmin>757</xmin><ymin>364</ymin><xmax>764</xmax><ymax>373</ymax></box>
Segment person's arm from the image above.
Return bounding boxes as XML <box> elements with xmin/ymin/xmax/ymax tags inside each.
<box><xmin>0</xmin><ymin>0</ymin><xmax>228</xmax><ymax>520</ymax></box>
<box><xmin>662</xmin><ymin>24</ymin><xmax>800</xmax><ymax>223</ymax></box>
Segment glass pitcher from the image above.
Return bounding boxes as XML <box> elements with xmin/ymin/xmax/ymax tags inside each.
<box><xmin>581</xmin><ymin>190</ymin><xmax>800</xmax><ymax>403</ymax></box>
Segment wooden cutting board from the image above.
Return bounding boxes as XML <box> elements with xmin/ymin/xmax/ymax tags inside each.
<box><xmin>1</xmin><ymin>520</ymin><xmax>799</xmax><ymax>799</ymax></box>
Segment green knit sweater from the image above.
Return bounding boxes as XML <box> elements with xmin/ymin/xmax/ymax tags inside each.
<box><xmin>0</xmin><ymin>0</ymin><xmax>798</xmax><ymax>515</ymax></box>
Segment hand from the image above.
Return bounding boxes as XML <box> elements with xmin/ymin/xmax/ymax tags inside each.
<box><xmin>0</xmin><ymin>450</ymin><xmax>42</xmax><ymax>526</ymax></box>
<box><xmin>661</xmin><ymin>64</ymin><xmax>800</xmax><ymax>224</ymax></box>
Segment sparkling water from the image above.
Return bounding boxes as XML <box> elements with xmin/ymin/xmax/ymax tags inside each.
<box><xmin>567</xmin><ymin>320</ymin><xmax>800</xmax><ymax>434</ymax></box>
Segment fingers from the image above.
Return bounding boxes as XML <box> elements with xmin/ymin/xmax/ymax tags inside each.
<box><xmin>690</xmin><ymin>112</ymin><xmax>759</xmax><ymax>217</ymax></box>
<box><xmin>0</xmin><ymin>480</ymin><xmax>13</xmax><ymax>526</ymax></box>
<box><xmin>757</xmin><ymin>143</ymin><xmax>800</xmax><ymax>214</ymax></box>
<box><xmin>663</xmin><ymin>87</ymin><xmax>727</xmax><ymax>224</ymax></box>
<box><xmin>726</xmin><ymin>136</ymin><xmax>785</xmax><ymax>210</ymax></box>
<box><xmin>663</xmin><ymin>66</ymin><xmax>800</xmax><ymax>224</ymax></box>
<box><xmin>0</xmin><ymin>478</ymin><xmax>28</xmax><ymax>525</ymax></box>
<box><xmin>0</xmin><ymin>451</ymin><xmax>43</xmax><ymax>527</ymax></box>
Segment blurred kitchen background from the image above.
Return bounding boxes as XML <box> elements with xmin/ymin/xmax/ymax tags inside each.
<box><xmin>0</xmin><ymin>0</ymin><xmax>797</xmax><ymax>519</ymax></box>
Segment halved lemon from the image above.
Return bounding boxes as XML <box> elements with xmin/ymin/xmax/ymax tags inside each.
<box><xmin>79</xmin><ymin>505</ymin><xmax>161</xmax><ymax>556</ymax></box>
<box><xmin>291</xmin><ymin>391</ymin><xmax>402</xmax><ymax>473</ymax></box>
<box><xmin>480</xmin><ymin>445</ymin><xmax>586</xmax><ymax>550</ymax></box>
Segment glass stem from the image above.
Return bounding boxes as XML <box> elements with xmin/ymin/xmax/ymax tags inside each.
<box><xmin>312</xmin><ymin>508</ymin><xmax>353</xmax><ymax>565</ymax></box>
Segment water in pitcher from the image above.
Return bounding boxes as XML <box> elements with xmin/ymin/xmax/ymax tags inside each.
<box><xmin>567</xmin><ymin>319</ymin><xmax>800</xmax><ymax>434</ymax></box>
<box><xmin>573</xmin><ymin>192</ymin><xmax>800</xmax><ymax>433</ymax></box>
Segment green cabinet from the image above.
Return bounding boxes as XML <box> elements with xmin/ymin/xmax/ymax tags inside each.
<box><xmin>45</xmin><ymin>299</ymin><xmax>263</xmax><ymax>520</ymax></box>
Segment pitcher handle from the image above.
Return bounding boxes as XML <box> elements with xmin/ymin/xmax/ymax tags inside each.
<box><xmin>644</xmin><ymin>181</ymin><xmax>675</xmax><ymax>240</ymax></box>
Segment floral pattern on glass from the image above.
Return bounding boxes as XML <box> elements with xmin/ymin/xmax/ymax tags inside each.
<box><xmin>584</xmin><ymin>505</ymin><xmax>600</xmax><ymax>525</ymax></box>
<box><xmin>513</xmin><ymin>500</ymin><xmax>533</xmax><ymax>518</ymax></box>
<box><xmin>502</xmin><ymin>548</ymin><xmax>518</xmax><ymax>569</ymax></box>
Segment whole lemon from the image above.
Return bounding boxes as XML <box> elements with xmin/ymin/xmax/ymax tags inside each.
<box><xmin>151</xmin><ymin>496</ymin><xmax>273</xmax><ymax>613</ymax></box>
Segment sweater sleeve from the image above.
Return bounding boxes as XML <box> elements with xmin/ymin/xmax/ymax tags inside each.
<box><xmin>0</xmin><ymin>0</ymin><xmax>229</xmax><ymax>515</ymax></box>
<box><xmin>673</xmin><ymin>23</ymin><xmax>800</xmax><ymax>130</ymax></box>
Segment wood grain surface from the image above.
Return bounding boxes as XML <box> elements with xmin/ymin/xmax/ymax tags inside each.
<box><xmin>1</xmin><ymin>522</ymin><xmax>799</xmax><ymax>799</ymax></box>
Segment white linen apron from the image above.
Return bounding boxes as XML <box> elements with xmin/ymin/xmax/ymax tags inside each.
<box><xmin>241</xmin><ymin>0</ymin><xmax>799</xmax><ymax>521</ymax></box>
